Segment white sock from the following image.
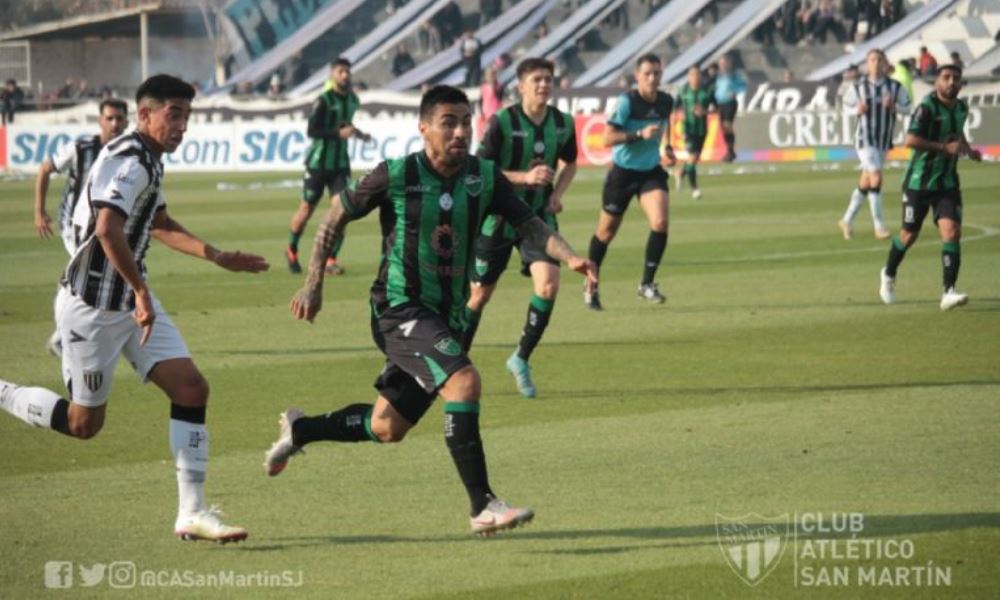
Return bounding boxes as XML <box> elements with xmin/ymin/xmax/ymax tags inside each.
<box><xmin>0</xmin><ymin>380</ymin><xmax>64</xmax><ymax>429</ymax></box>
<box><xmin>170</xmin><ymin>419</ymin><xmax>208</xmax><ymax>520</ymax></box>
<box><xmin>868</xmin><ymin>191</ymin><xmax>885</xmax><ymax>230</ymax></box>
<box><xmin>842</xmin><ymin>189</ymin><xmax>865</xmax><ymax>223</ymax></box>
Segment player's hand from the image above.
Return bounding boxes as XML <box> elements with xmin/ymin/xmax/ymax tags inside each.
<box><xmin>133</xmin><ymin>287</ymin><xmax>155</xmax><ymax>346</ymax></box>
<box><xmin>339</xmin><ymin>124</ymin><xmax>356</xmax><ymax>139</ymax></box>
<box><xmin>35</xmin><ymin>211</ymin><xmax>54</xmax><ymax>239</ymax></box>
<box><xmin>961</xmin><ymin>141</ymin><xmax>983</xmax><ymax>162</ymax></box>
<box><xmin>639</xmin><ymin>124</ymin><xmax>661</xmax><ymax>140</ymax></box>
<box><xmin>694</xmin><ymin>105</ymin><xmax>705</xmax><ymax>117</ymax></box>
<box><xmin>290</xmin><ymin>286</ymin><xmax>322</xmax><ymax>323</ymax></box>
<box><xmin>360</xmin><ymin>132</ymin><xmax>373</xmax><ymax>142</ymax></box>
<box><xmin>547</xmin><ymin>195</ymin><xmax>563</xmax><ymax>214</ymax></box>
<box><xmin>943</xmin><ymin>139</ymin><xmax>962</xmax><ymax>156</ymax></box>
<box><xmin>662</xmin><ymin>145</ymin><xmax>677</xmax><ymax>167</ymax></box>
<box><xmin>213</xmin><ymin>250</ymin><xmax>270</xmax><ymax>273</ymax></box>
<box><xmin>857</xmin><ymin>102</ymin><xmax>869</xmax><ymax>115</ymax></box>
<box><xmin>567</xmin><ymin>256</ymin><xmax>598</xmax><ymax>288</ymax></box>
<box><xmin>525</xmin><ymin>164</ymin><xmax>555</xmax><ymax>186</ymax></box>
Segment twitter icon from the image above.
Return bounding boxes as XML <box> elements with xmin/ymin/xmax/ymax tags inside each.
<box><xmin>78</xmin><ymin>563</ymin><xmax>106</xmax><ymax>587</ymax></box>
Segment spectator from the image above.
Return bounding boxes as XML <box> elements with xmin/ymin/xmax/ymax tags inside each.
<box><xmin>75</xmin><ymin>79</ymin><xmax>92</xmax><ymax>99</ymax></box>
<box><xmin>267</xmin><ymin>73</ymin><xmax>284</xmax><ymax>99</ymax></box>
<box><xmin>480</xmin><ymin>66</ymin><xmax>502</xmax><ymax>121</ymax></box>
<box><xmin>435</xmin><ymin>1</ymin><xmax>463</xmax><ymax>47</ymax></box>
<box><xmin>702</xmin><ymin>62</ymin><xmax>719</xmax><ymax>90</ymax></box>
<box><xmin>891</xmin><ymin>59</ymin><xmax>913</xmax><ymax>101</ymax></box>
<box><xmin>812</xmin><ymin>0</ymin><xmax>847</xmax><ymax>44</ymax></box>
<box><xmin>536</xmin><ymin>21</ymin><xmax>549</xmax><ymax>41</ymax></box>
<box><xmin>949</xmin><ymin>51</ymin><xmax>964</xmax><ymax>71</ymax></box>
<box><xmin>283</xmin><ymin>51</ymin><xmax>310</xmax><ymax>88</ymax></box>
<box><xmin>481</xmin><ymin>0</ymin><xmax>502</xmax><ymax>23</ymax></box>
<box><xmin>1</xmin><ymin>79</ymin><xmax>25</xmax><ymax>125</ymax></box>
<box><xmin>837</xmin><ymin>63</ymin><xmax>860</xmax><ymax>104</ymax></box>
<box><xmin>418</xmin><ymin>20</ymin><xmax>442</xmax><ymax>55</ymax></box>
<box><xmin>782</xmin><ymin>69</ymin><xmax>795</xmax><ymax>83</ymax></box>
<box><xmin>57</xmin><ymin>77</ymin><xmax>76</xmax><ymax>100</ymax></box>
<box><xmin>391</xmin><ymin>43</ymin><xmax>416</xmax><ymax>77</ymax></box>
<box><xmin>460</xmin><ymin>30</ymin><xmax>483</xmax><ymax>87</ymax></box>
<box><xmin>918</xmin><ymin>46</ymin><xmax>937</xmax><ymax>76</ymax></box>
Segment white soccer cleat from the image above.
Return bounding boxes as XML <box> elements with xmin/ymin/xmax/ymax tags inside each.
<box><xmin>838</xmin><ymin>219</ymin><xmax>853</xmax><ymax>240</ymax></box>
<box><xmin>879</xmin><ymin>268</ymin><xmax>896</xmax><ymax>305</ymax></box>
<box><xmin>470</xmin><ymin>496</ymin><xmax>534</xmax><ymax>537</ymax></box>
<box><xmin>874</xmin><ymin>227</ymin><xmax>891</xmax><ymax>240</ymax></box>
<box><xmin>175</xmin><ymin>507</ymin><xmax>248</xmax><ymax>544</ymax></box>
<box><xmin>637</xmin><ymin>282</ymin><xmax>666</xmax><ymax>304</ymax></box>
<box><xmin>939</xmin><ymin>287</ymin><xmax>969</xmax><ymax>311</ymax></box>
<box><xmin>692</xmin><ymin>188</ymin><xmax>702</xmax><ymax>200</ymax></box>
<box><xmin>264</xmin><ymin>408</ymin><xmax>305</xmax><ymax>476</ymax></box>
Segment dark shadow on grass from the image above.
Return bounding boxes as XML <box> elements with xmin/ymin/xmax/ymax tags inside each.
<box><xmin>234</xmin><ymin>513</ymin><xmax>1000</xmax><ymax>552</ymax></box>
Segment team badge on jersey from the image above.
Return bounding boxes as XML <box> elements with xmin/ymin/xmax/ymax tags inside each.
<box><xmin>464</xmin><ymin>174</ymin><xmax>482</xmax><ymax>196</ymax></box>
<box><xmin>83</xmin><ymin>370</ymin><xmax>104</xmax><ymax>393</ymax></box>
<box><xmin>533</xmin><ymin>141</ymin><xmax>545</xmax><ymax>154</ymax></box>
<box><xmin>434</xmin><ymin>337</ymin><xmax>462</xmax><ymax>357</ymax></box>
<box><xmin>439</xmin><ymin>193</ymin><xmax>453</xmax><ymax>210</ymax></box>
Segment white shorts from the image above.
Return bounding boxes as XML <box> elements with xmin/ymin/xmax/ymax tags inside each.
<box><xmin>56</xmin><ymin>286</ymin><xmax>190</xmax><ymax>407</ymax></box>
<box><xmin>856</xmin><ymin>146</ymin><xmax>885</xmax><ymax>173</ymax></box>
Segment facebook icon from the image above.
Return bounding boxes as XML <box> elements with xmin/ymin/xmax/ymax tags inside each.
<box><xmin>45</xmin><ymin>561</ymin><xmax>73</xmax><ymax>588</ymax></box>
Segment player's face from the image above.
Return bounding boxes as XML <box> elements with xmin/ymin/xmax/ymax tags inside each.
<box><xmin>331</xmin><ymin>65</ymin><xmax>351</xmax><ymax>90</ymax></box>
<box><xmin>935</xmin><ymin>69</ymin><xmax>962</xmax><ymax>101</ymax></box>
<box><xmin>518</xmin><ymin>69</ymin><xmax>553</xmax><ymax>106</ymax></box>
<box><xmin>99</xmin><ymin>107</ymin><xmax>128</xmax><ymax>140</ymax></box>
<box><xmin>419</xmin><ymin>102</ymin><xmax>472</xmax><ymax>169</ymax></box>
<box><xmin>142</xmin><ymin>98</ymin><xmax>191</xmax><ymax>154</ymax></box>
<box><xmin>688</xmin><ymin>67</ymin><xmax>700</xmax><ymax>88</ymax></box>
<box><xmin>866</xmin><ymin>52</ymin><xmax>884</xmax><ymax>79</ymax></box>
<box><xmin>635</xmin><ymin>60</ymin><xmax>662</xmax><ymax>96</ymax></box>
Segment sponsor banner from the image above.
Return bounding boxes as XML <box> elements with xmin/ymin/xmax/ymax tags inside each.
<box><xmin>223</xmin><ymin>0</ymin><xmax>333</xmax><ymax>60</ymax></box>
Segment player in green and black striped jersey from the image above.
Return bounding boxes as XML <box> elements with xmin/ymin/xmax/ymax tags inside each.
<box><xmin>285</xmin><ymin>57</ymin><xmax>370</xmax><ymax>275</ymax></box>
<box><xmin>267</xmin><ymin>86</ymin><xmax>597</xmax><ymax>536</ymax></box>
<box><xmin>878</xmin><ymin>64</ymin><xmax>982</xmax><ymax>311</ymax></box>
<box><xmin>673</xmin><ymin>66</ymin><xmax>715</xmax><ymax>199</ymax></box>
<box><xmin>461</xmin><ymin>57</ymin><xmax>578</xmax><ymax>399</ymax></box>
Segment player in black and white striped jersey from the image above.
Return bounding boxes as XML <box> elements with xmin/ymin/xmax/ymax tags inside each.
<box><xmin>2</xmin><ymin>74</ymin><xmax>268</xmax><ymax>544</ymax></box>
<box><xmin>34</xmin><ymin>99</ymin><xmax>128</xmax><ymax>356</ymax></box>
<box><xmin>838</xmin><ymin>49</ymin><xmax>911</xmax><ymax>241</ymax></box>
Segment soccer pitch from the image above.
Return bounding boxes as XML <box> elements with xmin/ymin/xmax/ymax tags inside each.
<box><xmin>1</xmin><ymin>163</ymin><xmax>998</xmax><ymax>598</ymax></box>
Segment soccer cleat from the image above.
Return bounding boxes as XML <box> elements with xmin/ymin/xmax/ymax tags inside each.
<box><xmin>723</xmin><ymin>150</ymin><xmax>737</xmax><ymax>163</ymax></box>
<box><xmin>939</xmin><ymin>287</ymin><xmax>969</xmax><ymax>311</ymax></box>
<box><xmin>505</xmin><ymin>353</ymin><xmax>537</xmax><ymax>398</ymax></box>
<box><xmin>286</xmin><ymin>248</ymin><xmax>302</xmax><ymax>274</ymax></box>
<box><xmin>637</xmin><ymin>282</ymin><xmax>666</xmax><ymax>304</ymax></box>
<box><xmin>583</xmin><ymin>282</ymin><xmax>603</xmax><ymax>311</ymax></box>
<box><xmin>878</xmin><ymin>268</ymin><xmax>895</xmax><ymax>305</ymax></box>
<box><xmin>470</xmin><ymin>496</ymin><xmax>534</xmax><ymax>537</ymax></box>
<box><xmin>175</xmin><ymin>507</ymin><xmax>248</xmax><ymax>544</ymax></box>
<box><xmin>692</xmin><ymin>188</ymin><xmax>702</xmax><ymax>200</ymax></box>
<box><xmin>46</xmin><ymin>330</ymin><xmax>62</xmax><ymax>358</ymax></box>
<box><xmin>325</xmin><ymin>257</ymin><xmax>345</xmax><ymax>276</ymax></box>
<box><xmin>264</xmin><ymin>408</ymin><xmax>305</xmax><ymax>476</ymax></box>
<box><xmin>838</xmin><ymin>220</ymin><xmax>853</xmax><ymax>240</ymax></box>
<box><xmin>874</xmin><ymin>227</ymin><xmax>891</xmax><ymax>240</ymax></box>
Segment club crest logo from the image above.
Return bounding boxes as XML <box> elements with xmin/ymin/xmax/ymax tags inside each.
<box><xmin>82</xmin><ymin>370</ymin><xmax>104</xmax><ymax>393</ymax></box>
<box><xmin>439</xmin><ymin>193</ymin><xmax>453</xmax><ymax>210</ymax></box>
<box><xmin>716</xmin><ymin>513</ymin><xmax>790</xmax><ymax>586</ymax></box>
<box><xmin>533</xmin><ymin>141</ymin><xmax>545</xmax><ymax>154</ymax></box>
<box><xmin>475</xmin><ymin>257</ymin><xmax>489</xmax><ymax>276</ymax></box>
<box><xmin>464</xmin><ymin>174</ymin><xmax>482</xmax><ymax>196</ymax></box>
<box><xmin>434</xmin><ymin>337</ymin><xmax>462</xmax><ymax>356</ymax></box>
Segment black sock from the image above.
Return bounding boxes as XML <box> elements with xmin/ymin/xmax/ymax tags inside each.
<box><xmin>444</xmin><ymin>402</ymin><xmax>493</xmax><ymax>516</ymax></box>
<box><xmin>942</xmin><ymin>241</ymin><xmax>960</xmax><ymax>290</ymax></box>
<box><xmin>170</xmin><ymin>403</ymin><xmax>206</xmax><ymax>424</ymax></box>
<box><xmin>687</xmin><ymin>164</ymin><xmax>698</xmax><ymax>189</ymax></box>
<box><xmin>642</xmin><ymin>231</ymin><xmax>668</xmax><ymax>285</ymax></box>
<box><xmin>292</xmin><ymin>404</ymin><xmax>376</xmax><ymax>446</ymax></box>
<box><xmin>460</xmin><ymin>305</ymin><xmax>482</xmax><ymax>353</ymax></box>
<box><xmin>329</xmin><ymin>235</ymin><xmax>345</xmax><ymax>261</ymax></box>
<box><xmin>50</xmin><ymin>398</ymin><xmax>71</xmax><ymax>436</ymax></box>
<box><xmin>288</xmin><ymin>230</ymin><xmax>302</xmax><ymax>254</ymax></box>
<box><xmin>589</xmin><ymin>235</ymin><xmax>609</xmax><ymax>270</ymax></box>
<box><xmin>516</xmin><ymin>295</ymin><xmax>554</xmax><ymax>361</ymax></box>
<box><xmin>724</xmin><ymin>132</ymin><xmax>735</xmax><ymax>154</ymax></box>
<box><xmin>885</xmin><ymin>235</ymin><xmax>908</xmax><ymax>278</ymax></box>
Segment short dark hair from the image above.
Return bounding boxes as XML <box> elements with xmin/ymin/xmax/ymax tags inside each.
<box><xmin>516</xmin><ymin>57</ymin><xmax>554</xmax><ymax>80</ymax></box>
<box><xmin>636</xmin><ymin>53</ymin><xmax>660</xmax><ymax>69</ymax></box>
<box><xmin>135</xmin><ymin>74</ymin><xmax>195</xmax><ymax>105</ymax></box>
<box><xmin>419</xmin><ymin>85</ymin><xmax>469</xmax><ymax>121</ymax></box>
<box><xmin>938</xmin><ymin>64</ymin><xmax>963</xmax><ymax>78</ymax></box>
<box><xmin>99</xmin><ymin>98</ymin><xmax>128</xmax><ymax>115</ymax></box>
<box><xmin>331</xmin><ymin>57</ymin><xmax>351</xmax><ymax>69</ymax></box>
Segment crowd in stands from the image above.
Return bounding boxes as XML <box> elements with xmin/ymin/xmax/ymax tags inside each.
<box><xmin>754</xmin><ymin>0</ymin><xmax>906</xmax><ymax>46</ymax></box>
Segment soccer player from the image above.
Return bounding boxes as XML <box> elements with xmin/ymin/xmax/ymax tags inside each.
<box><xmin>462</xmin><ymin>57</ymin><xmax>577</xmax><ymax>398</ymax></box>
<box><xmin>713</xmin><ymin>55</ymin><xmax>746</xmax><ymax>163</ymax></box>
<box><xmin>838</xmin><ymin>49</ymin><xmax>910</xmax><ymax>241</ymax></box>
<box><xmin>286</xmin><ymin>57</ymin><xmax>370</xmax><ymax>275</ymax></box>
<box><xmin>878</xmin><ymin>64</ymin><xmax>981</xmax><ymax>311</ymax></box>
<box><xmin>265</xmin><ymin>85</ymin><xmax>597</xmax><ymax>536</ymax></box>
<box><xmin>674</xmin><ymin>66</ymin><xmax>714</xmax><ymax>200</ymax></box>
<box><xmin>33</xmin><ymin>98</ymin><xmax>129</xmax><ymax>355</ymax></box>
<box><xmin>585</xmin><ymin>53</ymin><xmax>675</xmax><ymax>310</ymax></box>
<box><xmin>1</xmin><ymin>75</ymin><xmax>269</xmax><ymax>542</ymax></box>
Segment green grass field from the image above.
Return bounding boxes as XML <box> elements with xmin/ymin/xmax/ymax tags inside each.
<box><xmin>1</xmin><ymin>163</ymin><xmax>998</xmax><ymax>598</ymax></box>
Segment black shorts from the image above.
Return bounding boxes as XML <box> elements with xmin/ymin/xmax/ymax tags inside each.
<box><xmin>471</xmin><ymin>226</ymin><xmax>558</xmax><ymax>286</ymax></box>
<box><xmin>901</xmin><ymin>189</ymin><xmax>962</xmax><ymax>232</ymax></box>
<box><xmin>684</xmin><ymin>134</ymin><xmax>706</xmax><ymax>156</ymax></box>
<box><xmin>370</xmin><ymin>304</ymin><xmax>471</xmax><ymax>424</ymax></box>
<box><xmin>601</xmin><ymin>164</ymin><xmax>668</xmax><ymax>216</ymax></box>
<box><xmin>302</xmin><ymin>169</ymin><xmax>349</xmax><ymax>205</ymax></box>
<box><xmin>718</xmin><ymin>100</ymin><xmax>738</xmax><ymax>123</ymax></box>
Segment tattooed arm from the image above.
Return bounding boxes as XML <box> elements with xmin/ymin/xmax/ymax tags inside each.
<box><xmin>289</xmin><ymin>199</ymin><xmax>350</xmax><ymax>322</ymax></box>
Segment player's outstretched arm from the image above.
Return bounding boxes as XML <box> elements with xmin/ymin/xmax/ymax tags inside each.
<box><xmin>96</xmin><ymin>208</ymin><xmax>155</xmax><ymax>344</ymax></box>
<box><xmin>290</xmin><ymin>196</ymin><xmax>350</xmax><ymax>322</ymax></box>
<box><xmin>514</xmin><ymin>216</ymin><xmax>598</xmax><ymax>286</ymax></box>
<box><xmin>33</xmin><ymin>159</ymin><xmax>56</xmax><ymax>239</ymax></box>
<box><xmin>151</xmin><ymin>210</ymin><xmax>269</xmax><ymax>273</ymax></box>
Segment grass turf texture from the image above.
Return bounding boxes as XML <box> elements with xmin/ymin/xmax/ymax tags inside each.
<box><xmin>1</xmin><ymin>163</ymin><xmax>998</xmax><ymax>598</ymax></box>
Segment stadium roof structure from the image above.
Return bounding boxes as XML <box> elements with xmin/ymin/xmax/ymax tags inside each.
<box><xmin>0</xmin><ymin>2</ymin><xmax>206</xmax><ymax>43</ymax></box>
